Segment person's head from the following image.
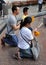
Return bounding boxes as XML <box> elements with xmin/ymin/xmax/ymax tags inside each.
<box><xmin>12</xmin><ymin>5</ymin><xmax>20</xmax><ymax>15</ymax></box>
<box><xmin>23</xmin><ymin>7</ymin><xmax>29</xmax><ymax>15</ymax></box>
<box><xmin>20</xmin><ymin>17</ymin><xmax>32</xmax><ymax>29</ymax></box>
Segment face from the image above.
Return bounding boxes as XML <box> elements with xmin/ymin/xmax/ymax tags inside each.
<box><xmin>16</xmin><ymin>7</ymin><xmax>20</xmax><ymax>15</ymax></box>
<box><xmin>26</xmin><ymin>11</ymin><xmax>28</xmax><ymax>15</ymax></box>
<box><xmin>14</xmin><ymin>7</ymin><xmax>20</xmax><ymax>15</ymax></box>
<box><xmin>24</xmin><ymin>11</ymin><xmax>28</xmax><ymax>15</ymax></box>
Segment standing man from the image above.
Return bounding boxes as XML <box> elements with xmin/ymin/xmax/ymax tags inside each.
<box><xmin>38</xmin><ymin>0</ymin><xmax>43</xmax><ymax>12</ymax></box>
<box><xmin>1</xmin><ymin>5</ymin><xmax>20</xmax><ymax>47</ymax></box>
<box><xmin>0</xmin><ymin>0</ymin><xmax>5</xmax><ymax>16</ymax></box>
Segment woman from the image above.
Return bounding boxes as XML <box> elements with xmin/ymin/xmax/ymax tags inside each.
<box><xmin>13</xmin><ymin>17</ymin><xmax>33</xmax><ymax>60</ymax></box>
<box><xmin>18</xmin><ymin>17</ymin><xmax>33</xmax><ymax>59</ymax></box>
<box><xmin>13</xmin><ymin>17</ymin><xmax>40</xmax><ymax>60</ymax></box>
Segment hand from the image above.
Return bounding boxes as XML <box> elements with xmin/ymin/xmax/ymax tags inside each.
<box><xmin>17</xmin><ymin>24</ymin><xmax>20</xmax><ymax>29</ymax></box>
<box><xmin>34</xmin><ymin>28</ymin><xmax>37</xmax><ymax>31</ymax></box>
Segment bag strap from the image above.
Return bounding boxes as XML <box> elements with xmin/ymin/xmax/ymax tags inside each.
<box><xmin>7</xmin><ymin>28</ymin><xmax>12</xmax><ymax>34</ymax></box>
<box><xmin>20</xmin><ymin>31</ymin><xmax>33</xmax><ymax>47</ymax></box>
<box><xmin>20</xmin><ymin>31</ymin><xmax>29</xmax><ymax>44</ymax></box>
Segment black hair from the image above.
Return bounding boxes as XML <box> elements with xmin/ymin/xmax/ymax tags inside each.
<box><xmin>23</xmin><ymin>7</ymin><xmax>29</xmax><ymax>13</ymax></box>
<box><xmin>12</xmin><ymin>5</ymin><xmax>17</xmax><ymax>13</ymax></box>
<box><xmin>20</xmin><ymin>17</ymin><xmax>32</xmax><ymax>29</ymax></box>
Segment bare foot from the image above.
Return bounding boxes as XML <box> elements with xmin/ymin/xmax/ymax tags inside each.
<box><xmin>12</xmin><ymin>53</ymin><xmax>22</xmax><ymax>60</ymax></box>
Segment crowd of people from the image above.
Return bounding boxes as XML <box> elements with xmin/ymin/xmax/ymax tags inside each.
<box><xmin>1</xmin><ymin>5</ymin><xmax>40</xmax><ymax>60</ymax></box>
<box><xmin>0</xmin><ymin>0</ymin><xmax>45</xmax><ymax>62</ymax></box>
<box><xmin>0</xmin><ymin>0</ymin><xmax>45</xmax><ymax>61</ymax></box>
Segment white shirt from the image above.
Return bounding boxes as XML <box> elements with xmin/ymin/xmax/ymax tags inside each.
<box><xmin>18</xmin><ymin>27</ymin><xmax>33</xmax><ymax>49</ymax></box>
<box><xmin>38</xmin><ymin>0</ymin><xmax>43</xmax><ymax>4</ymax></box>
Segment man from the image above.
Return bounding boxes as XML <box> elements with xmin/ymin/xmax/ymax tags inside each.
<box><xmin>0</xmin><ymin>0</ymin><xmax>5</xmax><ymax>16</ymax></box>
<box><xmin>7</xmin><ymin>5</ymin><xmax>20</xmax><ymax>34</ymax></box>
<box><xmin>1</xmin><ymin>5</ymin><xmax>20</xmax><ymax>47</ymax></box>
<box><xmin>38</xmin><ymin>0</ymin><xmax>43</xmax><ymax>12</ymax></box>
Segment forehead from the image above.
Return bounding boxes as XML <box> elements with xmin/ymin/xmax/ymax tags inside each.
<box><xmin>17</xmin><ymin>7</ymin><xmax>20</xmax><ymax>10</ymax></box>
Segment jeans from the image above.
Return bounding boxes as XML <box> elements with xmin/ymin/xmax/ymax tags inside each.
<box><xmin>3</xmin><ymin>34</ymin><xmax>18</xmax><ymax>46</ymax></box>
<box><xmin>19</xmin><ymin>48</ymin><xmax>33</xmax><ymax>58</ymax></box>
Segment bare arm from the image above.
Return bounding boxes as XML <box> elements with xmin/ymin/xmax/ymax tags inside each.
<box><xmin>12</xmin><ymin>24</ymin><xmax>20</xmax><ymax>30</ymax></box>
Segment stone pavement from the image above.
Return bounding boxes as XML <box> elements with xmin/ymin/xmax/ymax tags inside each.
<box><xmin>0</xmin><ymin>23</ymin><xmax>46</xmax><ymax>65</ymax></box>
<box><xmin>0</xmin><ymin>5</ymin><xmax>46</xmax><ymax>65</ymax></box>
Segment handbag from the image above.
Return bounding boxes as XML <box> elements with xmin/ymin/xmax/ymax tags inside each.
<box><xmin>31</xmin><ymin>38</ymin><xmax>40</xmax><ymax>60</ymax></box>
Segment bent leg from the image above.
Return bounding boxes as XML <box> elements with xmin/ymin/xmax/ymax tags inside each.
<box><xmin>20</xmin><ymin>48</ymin><xmax>33</xmax><ymax>58</ymax></box>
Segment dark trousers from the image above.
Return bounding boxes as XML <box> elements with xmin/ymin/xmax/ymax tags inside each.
<box><xmin>19</xmin><ymin>48</ymin><xmax>33</xmax><ymax>58</ymax></box>
<box><xmin>38</xmin><ymin>3</ymin><xmax>42</xmax><ymax>12</ymax></box>
<box><xmin>3</xmin><ymin>34</ymin><xmax>18</xmax><ymax>46</ymax></box>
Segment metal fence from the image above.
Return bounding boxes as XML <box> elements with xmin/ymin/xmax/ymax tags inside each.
<box><xmin>0</xmin><ymin>3</ymin><xmax>9</xmax><ymax>17</ymax></box>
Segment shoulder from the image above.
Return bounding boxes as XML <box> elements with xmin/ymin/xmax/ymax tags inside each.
<box><xmin>8</xmin><ymin>14</ymin><xmax>17</xmax><ymax>25</ymax></box>
<box><xmin>22</xmin><ymin>15</ymin><xmax>28</xmax><ymax>20</ymax></box>
<box><xmin>8</xmin><ymin>14</ymin><xmax>16</xmax><ymax>21</ymax></box>
<box><xmin>21</xmin><ymin>27</ymin><xmax>32</xmax><ymax>34</ymax></box>
<box><xmin>21</xmin><ymin>27</ymin><xmax>33</xmax><ymax>39</ymax></box>
<box><xmin>22</xmin><ymin>15</ymin><xmax>26</xmax><ymax>20</ymax></box>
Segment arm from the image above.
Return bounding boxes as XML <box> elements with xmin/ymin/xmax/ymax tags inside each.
<box><xmin>9</xmin><ymin>16</ymin><xmax>20</xmax><ymax>30</ymax></box>
<box><xmin>12</xmin><ymin>24</ymin><xmax>20</xmax><ymax>30</ymax></box>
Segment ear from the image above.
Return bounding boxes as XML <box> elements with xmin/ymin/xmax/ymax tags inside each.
<box><xmin>26</xmin><ymin>23</ymin><xmax>29</xmax><ymax>26</ymax></box>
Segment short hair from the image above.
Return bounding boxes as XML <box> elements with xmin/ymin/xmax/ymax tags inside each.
<box><xmin>23</xmin><ymin>7</ymin><xmax>29</xmax><ymax>13</ymax></box>
<box><xmin>12</xmin><ymin>5</ymin><xmax>17</xmax><ymax>13</ymax></box>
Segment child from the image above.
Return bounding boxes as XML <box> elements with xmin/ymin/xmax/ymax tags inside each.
<box><xmin>22</xmin><ymin>7</ymin><xmax>29</xmax><ymax>20</ymax></box>
<box><xmin>22</xmin><ymin>7</ymin><xmax>33</xmax><ymax>31</ymax></box>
